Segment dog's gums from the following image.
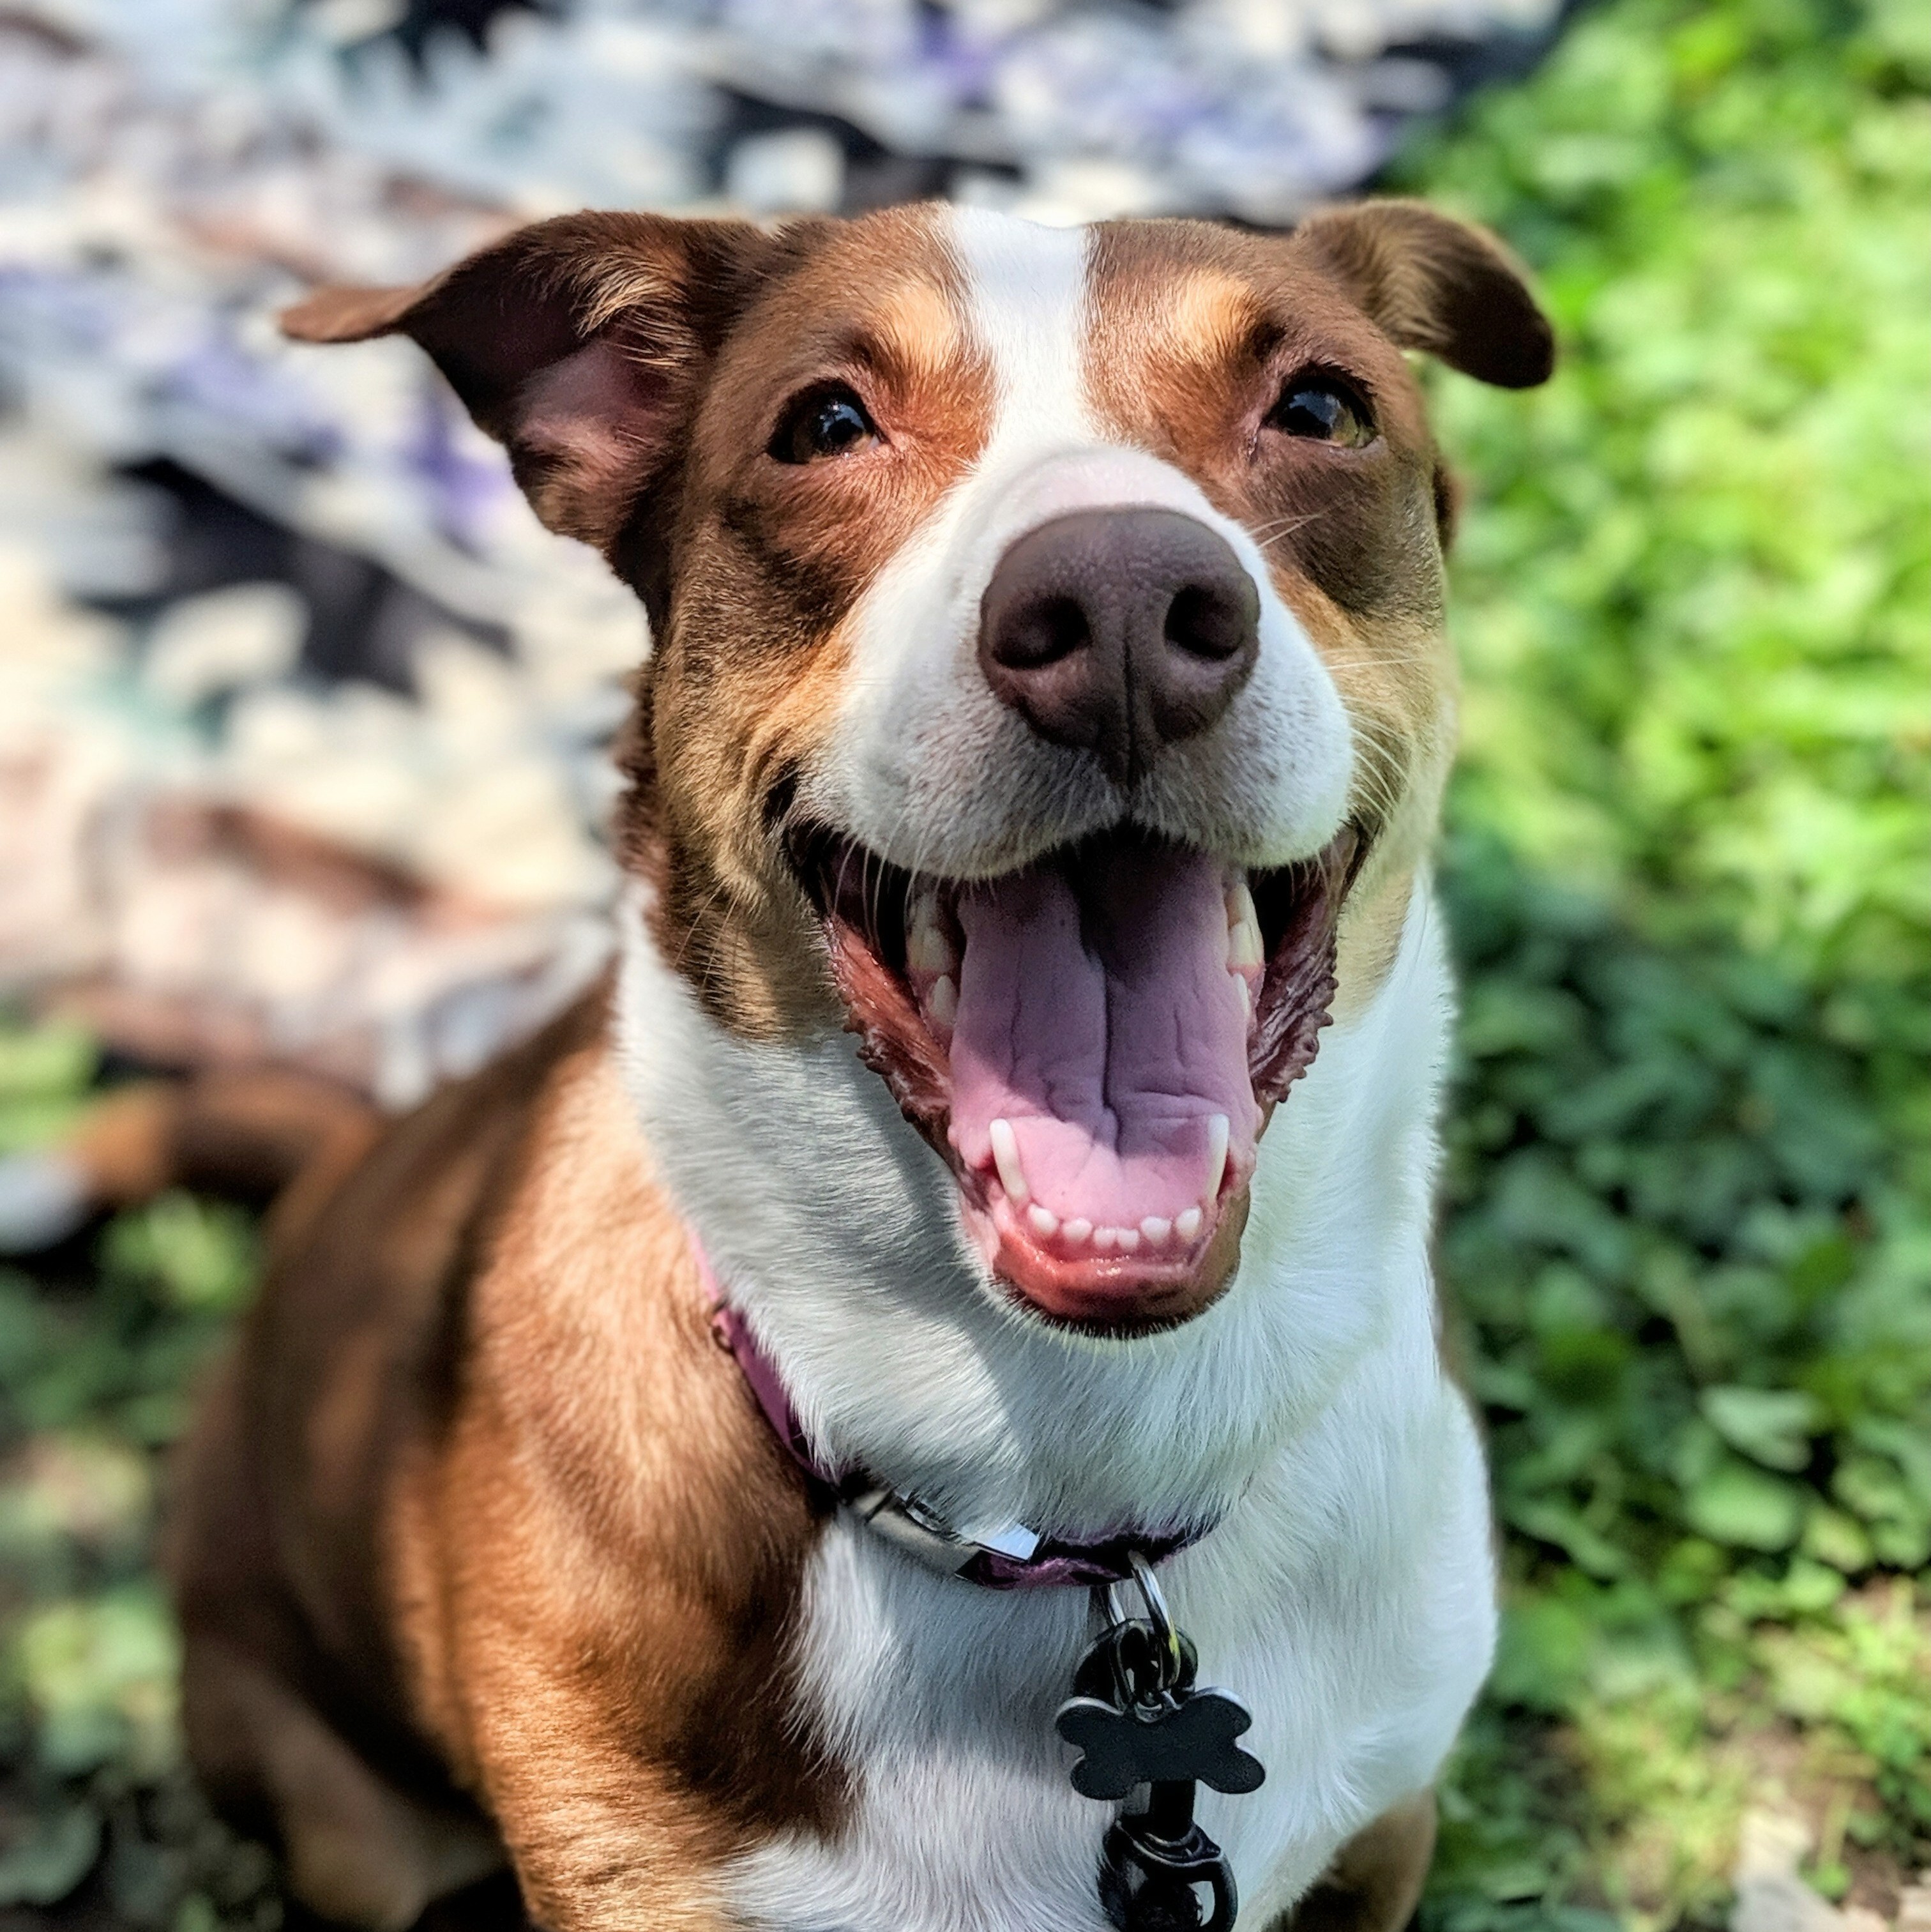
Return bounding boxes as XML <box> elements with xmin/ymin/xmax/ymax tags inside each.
<box><xmin>801</xmin><ymin>823</ymin><xmax>1360</xmax><ymax>1330</ymax></box>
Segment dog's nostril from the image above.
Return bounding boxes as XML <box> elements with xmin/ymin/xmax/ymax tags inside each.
<box><xmin>1002</xmin><ymin>595</ymin><xmax>1091</xmax><ymax>669</ymax></box>
<box><xmin>1164</xmin><ymin>584</ymin><xmax>1250</xmax><ymax>662</ymax></box>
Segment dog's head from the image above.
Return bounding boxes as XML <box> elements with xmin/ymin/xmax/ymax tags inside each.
<box><xmin>287</xmin><ymin>202</ymin><xmax>1550</xmax><ymax>1335</ymax></box>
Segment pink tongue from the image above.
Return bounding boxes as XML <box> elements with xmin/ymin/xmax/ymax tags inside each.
<box><xmin>948</xmin><ymin>846</ymin><xmax>1261</xmax><ymax>1229</ymax></box>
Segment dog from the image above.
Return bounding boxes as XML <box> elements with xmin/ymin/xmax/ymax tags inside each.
<box><xmin>113</xmin><ymin>198</ymin><xmax>1551</xmax><ymax>1932</ymax></box>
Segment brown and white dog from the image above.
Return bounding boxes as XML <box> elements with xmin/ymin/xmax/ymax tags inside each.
<box><xmin>139</xmin><ymin>200</ymin><xmax>1550</xmax><ymax>1931</ymax></box>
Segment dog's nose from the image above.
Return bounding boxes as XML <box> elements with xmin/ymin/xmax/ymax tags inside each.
<box><xmin>979</xmin><ymin>507</ymin><xmax>1261</xmax><ymax>786</ymax></box>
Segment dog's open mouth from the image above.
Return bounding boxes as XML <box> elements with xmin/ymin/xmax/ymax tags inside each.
<box><xmin>792</xmin><ymin>824</ymin><xmax>1359</xmax><ymax>1331</ymax></box>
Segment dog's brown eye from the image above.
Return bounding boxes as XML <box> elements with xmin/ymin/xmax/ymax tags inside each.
<box><xmin>1266</xmin><ymin>376</ymin><xmax>1375</xmax><ymax>448</ymax></box>
<box><xmin>771</xmin><ymin>384</ymin><xmax>880</xmax><ymax>464</ymax></box>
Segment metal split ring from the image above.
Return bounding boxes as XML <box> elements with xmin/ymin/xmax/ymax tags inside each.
<box><xmin>1103</xmin><ymin>1549</ymin><xmax>1184</xmax><ymax>1693</ymax></box>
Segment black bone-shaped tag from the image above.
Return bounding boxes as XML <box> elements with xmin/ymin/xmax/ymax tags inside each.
<box><xmin>1056</xmin><ymin>1687</ymin><xmax>1266</xmax><ymax>1801</ymax></box>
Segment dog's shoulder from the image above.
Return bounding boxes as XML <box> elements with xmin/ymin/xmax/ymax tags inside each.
<box><xmin>417</xmin><ymin>1019</ymin><xmax>851</xmax><ymax>1852</ymax></box>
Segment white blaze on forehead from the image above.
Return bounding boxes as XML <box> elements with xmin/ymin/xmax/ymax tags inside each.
<box><xmin>945</xmin><ymin>206</ymin><xmax>1097</xmax><ymax>456</ymax></box>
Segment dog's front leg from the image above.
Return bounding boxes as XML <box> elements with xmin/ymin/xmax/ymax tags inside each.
<box><xmin>456</xmin><ymin>1657</ymin><xmax>736</xmax><ymax>1932</ymax></box>
<box><xmin>1271</xmin><ymin>1793</ymin><xmax>1438</xmax><ymax>1932</ymax></box>
<box><xmin>427</xmin><ymin>1346</ymin><xmax>828</xmax><ymax>1932</ymax></box>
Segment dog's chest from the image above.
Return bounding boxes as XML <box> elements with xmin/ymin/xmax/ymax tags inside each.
<box><xmin>718</xmin><ymin>1381</ymin><xmax>1497</xmax><ymax>1932</ymax></box>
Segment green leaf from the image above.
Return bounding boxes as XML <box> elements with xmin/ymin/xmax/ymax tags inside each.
<box><xmin>100</xmin><ymin>1194</ymin><xmax>258</xmax><ymax>1314</ymax></box>
<box><xmin>0</xmin><ymin>1801</ymin><xmax>102</xmax><ymax>1907</ymax></box>
<box><xmin>1699</xmin><ymin>1385</ymin><xmax>1822</xmax><ymax>1470</ymax></box>
<box><xmin>15</xmin><ymin>1586</ymin><xmax>183</xmax><ymax>1779</ymax></box>
<box><xmin>1683</xmin><ymin>1457</ymin><xmax>1804</xmax><ymax>1551</ymax></box>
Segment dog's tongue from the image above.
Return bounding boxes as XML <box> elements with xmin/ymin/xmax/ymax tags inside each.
<box><xmin>948</xmin><ymin>845</ymin><xmax>1261</xmax><ymax>1231</ymax></box>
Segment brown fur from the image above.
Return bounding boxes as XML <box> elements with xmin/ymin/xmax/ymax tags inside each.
<box><xmin>160</xmin><ymin>200</ymin><xmax>1551</xmax><ymax>1930</ymax></box>
<box><xmin>169</xmin><ymin>993</ymin><xmax>844</xmax><ymax>1932</ymax></box>
<box><xmin>627</xmin><ymin>205</ymin><xmax>996</xmax><ymax>1035</ymax></box>
<box><xmin>1276</xmin><ymin>1793</ymin><xmax>1439</xmax><ymax>1932</ymax></box>
<box><xmin>1085</xmin><ymin>213</ymin><xmax>1476</xmax><ymax>1017</ymax></box>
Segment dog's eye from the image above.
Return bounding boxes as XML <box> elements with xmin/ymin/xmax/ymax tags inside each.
<box><xmin>1266</xmin><ymin>376</ymin><xmax>1375</xmax><ymax>448</ymax></box>
<box><xmin>771</xmin><ymin>384</ymin><xmax>881</xmax><ymax>464</ymax></box>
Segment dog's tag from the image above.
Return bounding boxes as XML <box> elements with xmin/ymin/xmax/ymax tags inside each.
<box><xmin>1059</xmin><ymin>1676</ymin><xmax>1262</xmax><ymax>1800</ymax></box>
<box><xmin>1054</xmin><ymin>1556</ymin><xmax>1261</xmax><ymax>1932</ymax></box>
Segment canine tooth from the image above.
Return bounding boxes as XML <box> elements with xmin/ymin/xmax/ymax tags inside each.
<box><xmin>1114</xmin><ymin>1227</ymin><xmax>1142</xmax><ymax>1254</ymax></box>
<box><xmin>1204</xmin><ymin>1114</ymin><xmax>1230</xmax><ymax>1200</ymax></box>
<box><xmin>1175</xmin><ymin>1206</ymin><xmax>1203</xmax><ymax>1242</ymax></box>
<box><xmin>1027</xmin><ymin>1204</ymin><xmax>1060</xmax><ymax>1238</ymax></box>
<box><xmin>906</xmin><ymin>899</ymin><xmax>957</xmax><ymax>977</ymax></box>
<box><xmin>927</xmin><ymin>975</ymin><xmax>958</xmax><ymax>1028</ymax></box>
<box><xmin>1236</xmin><ymin>976</ymin><xmax>1251</xmax><ymax>1019</ymax></box>
<box><xmin>1227</xmin><ymin>881</ymin><xmax>1264</xmax><ymax>970</ymax></box>
<box><xmin>1140</xmin><ymin>1216</ymin><xmax>1172</xmax><ymax>1247</ymax></box>
<box><xmin>1063</xmin><ymin>1219</ymin><xmax>1093</xmax><ymax>1244</ymax></box>
<box><xmin>988</xmin><ymin>1118</ymin><xmax>1029</xmax><ymax>1205</ymax></box>
<box><xmin>1227</xmin><ymin>885</ymin><xmax>1264</xmax><ymax>972</ymax></box>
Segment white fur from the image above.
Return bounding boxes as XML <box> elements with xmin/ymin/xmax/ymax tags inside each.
<box><xmin>610</xmin><ymin>208</ymin><xmax>1493</xmax><ymax>1929</ymax></box>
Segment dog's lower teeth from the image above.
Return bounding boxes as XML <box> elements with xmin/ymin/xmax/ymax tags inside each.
<box><xmin>1027</xmin><ymin>1204</ymin><xmax>1060</xmax><ymax>1237</ymax></box>
<box><xmin>1063</xmin><ymin>1219</ymin><xmax>1093</xmax><ymax>1244</ymax></box>
<box><xmin>1140</xmin><ymin>1216</ymin><xmax>1172</xmax><ymax>1246</ymax></box>
<box><xmin>1176</xmin><ymin>1206</ymin><xmax>1203</xmax><ymax>1242</ymax></box>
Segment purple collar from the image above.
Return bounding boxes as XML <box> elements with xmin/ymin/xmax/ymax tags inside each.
<box><xmin>699</xmin><ymin>1258</ymin><xmax>1208</xmax><ymax>1591</ymax></box>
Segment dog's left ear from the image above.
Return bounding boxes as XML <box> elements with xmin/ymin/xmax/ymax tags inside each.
<box><xmin>282</xmin><ymin>211</ymin><xmax>795</xmax><ymax>556</ymax></box>
<box><xmin>1291</xmin><ymin>199</ymin><xmax>1554</xmax><ymax>390</ymax></box>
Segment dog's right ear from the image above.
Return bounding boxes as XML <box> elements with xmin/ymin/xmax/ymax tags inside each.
<box><xmin>282</xmin><ymin>211</ymin><xmax>792</xmax><ymax>558</ymax></box>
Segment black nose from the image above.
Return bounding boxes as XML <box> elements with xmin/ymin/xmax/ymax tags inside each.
<box><xmin>978</xmin><ymin>508</ymin><xmax>1261</xmax><ymax>787</ymax></box>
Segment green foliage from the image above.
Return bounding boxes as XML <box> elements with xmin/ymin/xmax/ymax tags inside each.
<box><xmin>1</xmin><ymin>1190</ymin><xmax>255</xmax><ymax>1457</ymax></box>
<box><xmin>0</xmin><ymin>1021</ymin><xmax>96</xmax><ymax>1158</ymax></box>
<box><xmin>1386</xmin><ymin>0</ymin><xmax>1931</xmax><ymax>1921</ymax></box>
<box><xmin>1</xmin><ymin>1084</ymin><xmax>268</xmax><ymax>1927</ymax></box>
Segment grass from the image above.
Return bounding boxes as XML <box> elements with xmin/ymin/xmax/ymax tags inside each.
<box><xmin>1391</xmin><ymin>0</ymin><xmax>1931</xmax><ymax>1921</ymax></box>
<box><xmin>2</xmin><ymin>0</ymin><xmax>1928</xmax><ymax>1923</ymax></box>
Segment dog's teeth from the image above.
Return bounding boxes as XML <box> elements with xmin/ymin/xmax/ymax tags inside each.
<box><xmin>906</xmin><ymin>898</ymin><xmax>958</xmax><ymax>977</ymax></box>
<box><xmin>1139</xmin><ymin>1216</ymin><xmax>1172</xmax><ymax>1247</ymax></box>
<box><xmin>1236</xmin><ymin>976</ymin><xmax>1251</xmax><ymax>1020</ymax></box>
<box><xmin>1062</xmin><ymin>1219</ymin><xmax>1093</xmax><ymax>1244</ymax></box>
<box><xmin>1175</xmin><ymin>1206</ymin><xmax>1203</xmax><ymax>1242</ymax></box>
<box><xmin>1204</xmin><ymin>1114</ymin><xmax>1230</xmax><ymax>1200</ymax></box>
<box><xmin>927</xmin><ymin>975</ymin><xmax>958</xmax><ymax>1028</ymax></box>
<box><xmin>1226</xmin><ymin>880</ymin><xmax>1264</xmax><ymax>971</ymax></box>
<box><xmin>1027</xmin><ymin>1204</ymin><xmax>1060</xmax><ymax>1238</ymax></box>
<box><xmin>1114</xmin><ymin>1227</ymin><xmax>1142</xmax><ymax>1254</ymax></box>
<box><xmin>988</xmin><ymin>1118</ymin><xmax>1029</xmax><ymax>1205</ymax></box>
<box><xmin>1093</xmin><ymin>1225</ymin><xmax>1119</xmax><ymax>1251</ymax></box>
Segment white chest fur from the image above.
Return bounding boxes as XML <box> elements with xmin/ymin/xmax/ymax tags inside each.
<box><xmin>614</xmin><ymin>881</ymin><xmax>1496</xmax><ymax>1931</ymax></box>
<box><xmin>722</xmin><ymin>1346</ymin><xmax>1494</xmax><ymax>1932</ymax></box>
